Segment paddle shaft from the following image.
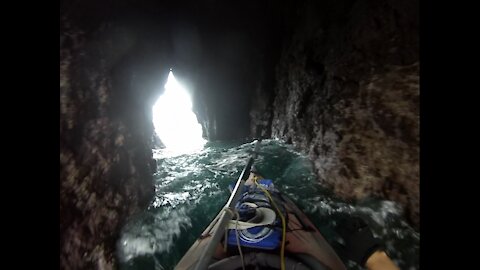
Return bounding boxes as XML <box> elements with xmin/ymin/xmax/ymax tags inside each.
<box><xmin>194</xmin><ymin>140</ymin><xmax>261</xmax><ymax>270</ymax></box>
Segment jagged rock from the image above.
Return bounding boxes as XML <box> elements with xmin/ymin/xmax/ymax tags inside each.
<box><xmin>252</xmin><ymin>0</ymin><xmax>419</xmax><ymax>228</ymax></box>
<box><xmin>60</xmin><ymin>14</ymin><xmax>163</xmax><ymax>269</ymax></box>
<box><xmin>152</xmin><ymin>133</ymin><xmax>165</xmax><ymax>149</ymax></box>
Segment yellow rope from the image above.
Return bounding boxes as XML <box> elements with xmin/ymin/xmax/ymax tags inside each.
<box><xmin>253</xmin><ymin>176</ymin><xmax>286</xmax><ymax>270</ymax></box>
<box><xmin>234</xmin><ymin>209</ymin><xmax>246</xmax><ymax>270</ymax></box>
<box><xmin>224</xmin><ymin>207</ymin><xmax>245</xmax><ymax>270</ymax></box>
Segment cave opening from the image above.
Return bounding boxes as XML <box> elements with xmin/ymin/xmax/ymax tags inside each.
<box><xmin>152</xmin><ymin>70</ymin><xmax>206</xmax><ymax>153</ymax></box>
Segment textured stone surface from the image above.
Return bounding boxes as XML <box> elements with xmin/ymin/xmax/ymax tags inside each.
<box><xmin>252</xmin><ymin>0</ymin><xmax>419</xmax><ymax>227</ymax></box>
<box><xmin>60</xmin><ymin>18</ymin><xmax>160</xmax><ymax>269</ymax></box>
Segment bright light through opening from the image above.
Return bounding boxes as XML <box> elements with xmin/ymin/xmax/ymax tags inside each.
<box><xmin>152</xmin><ymin>71</ymin><xmax>206</xmax><ymax>154</ymax></box>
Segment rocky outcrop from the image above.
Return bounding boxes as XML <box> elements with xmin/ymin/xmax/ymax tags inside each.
<box><xmin>60</xmin><ymin>14</ymin><xmax>168</xmax><ymax>268</ymax></box>
<box><xmin>251</xmin><ymin>0</ymin><xmax>419</xmax><ymax>227</ymax></box>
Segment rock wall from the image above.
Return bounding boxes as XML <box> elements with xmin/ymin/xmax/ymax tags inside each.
<box><xmin>252</xmin><ymin>0</ymin><xmax>419</xmax><ymax>227</ymax></box>
<box><xmin>60</xmin><ymin>14</ymin><xmax>169</xmax><ymax>268</ymax></box>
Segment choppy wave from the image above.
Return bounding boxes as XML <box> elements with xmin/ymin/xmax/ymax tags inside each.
<box><xmin>118</xmin><ymin>207</ymin><xmax>192</xmax><ymax>262</ymax></box>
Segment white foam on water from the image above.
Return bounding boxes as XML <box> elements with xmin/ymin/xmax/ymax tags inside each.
<box><xmin>118</xmin><ymin>207</ymin><xmax>192</xmax><ymax>262</ymax></box>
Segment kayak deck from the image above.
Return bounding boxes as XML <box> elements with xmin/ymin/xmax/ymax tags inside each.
<box><xmin>175</xmin><ymin>172</ymin><xmax>346</xmax><ymax>270</ymax></box>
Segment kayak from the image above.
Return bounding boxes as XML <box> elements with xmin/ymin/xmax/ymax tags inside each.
<box><xmin>175</xmin><ymin>141</ymin><xmax>347</xmax><ymax>270</ymax></box>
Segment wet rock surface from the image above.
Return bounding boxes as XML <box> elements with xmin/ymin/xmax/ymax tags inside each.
<box><xmin>251</xmin><ymin>0</ymin><xmax>419</xmax><ymax>227</ymax></box>
<box><xmin>60</xmin><ymin>15</ymin><xmax>164</xmax><ymax>269</ymax></box>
